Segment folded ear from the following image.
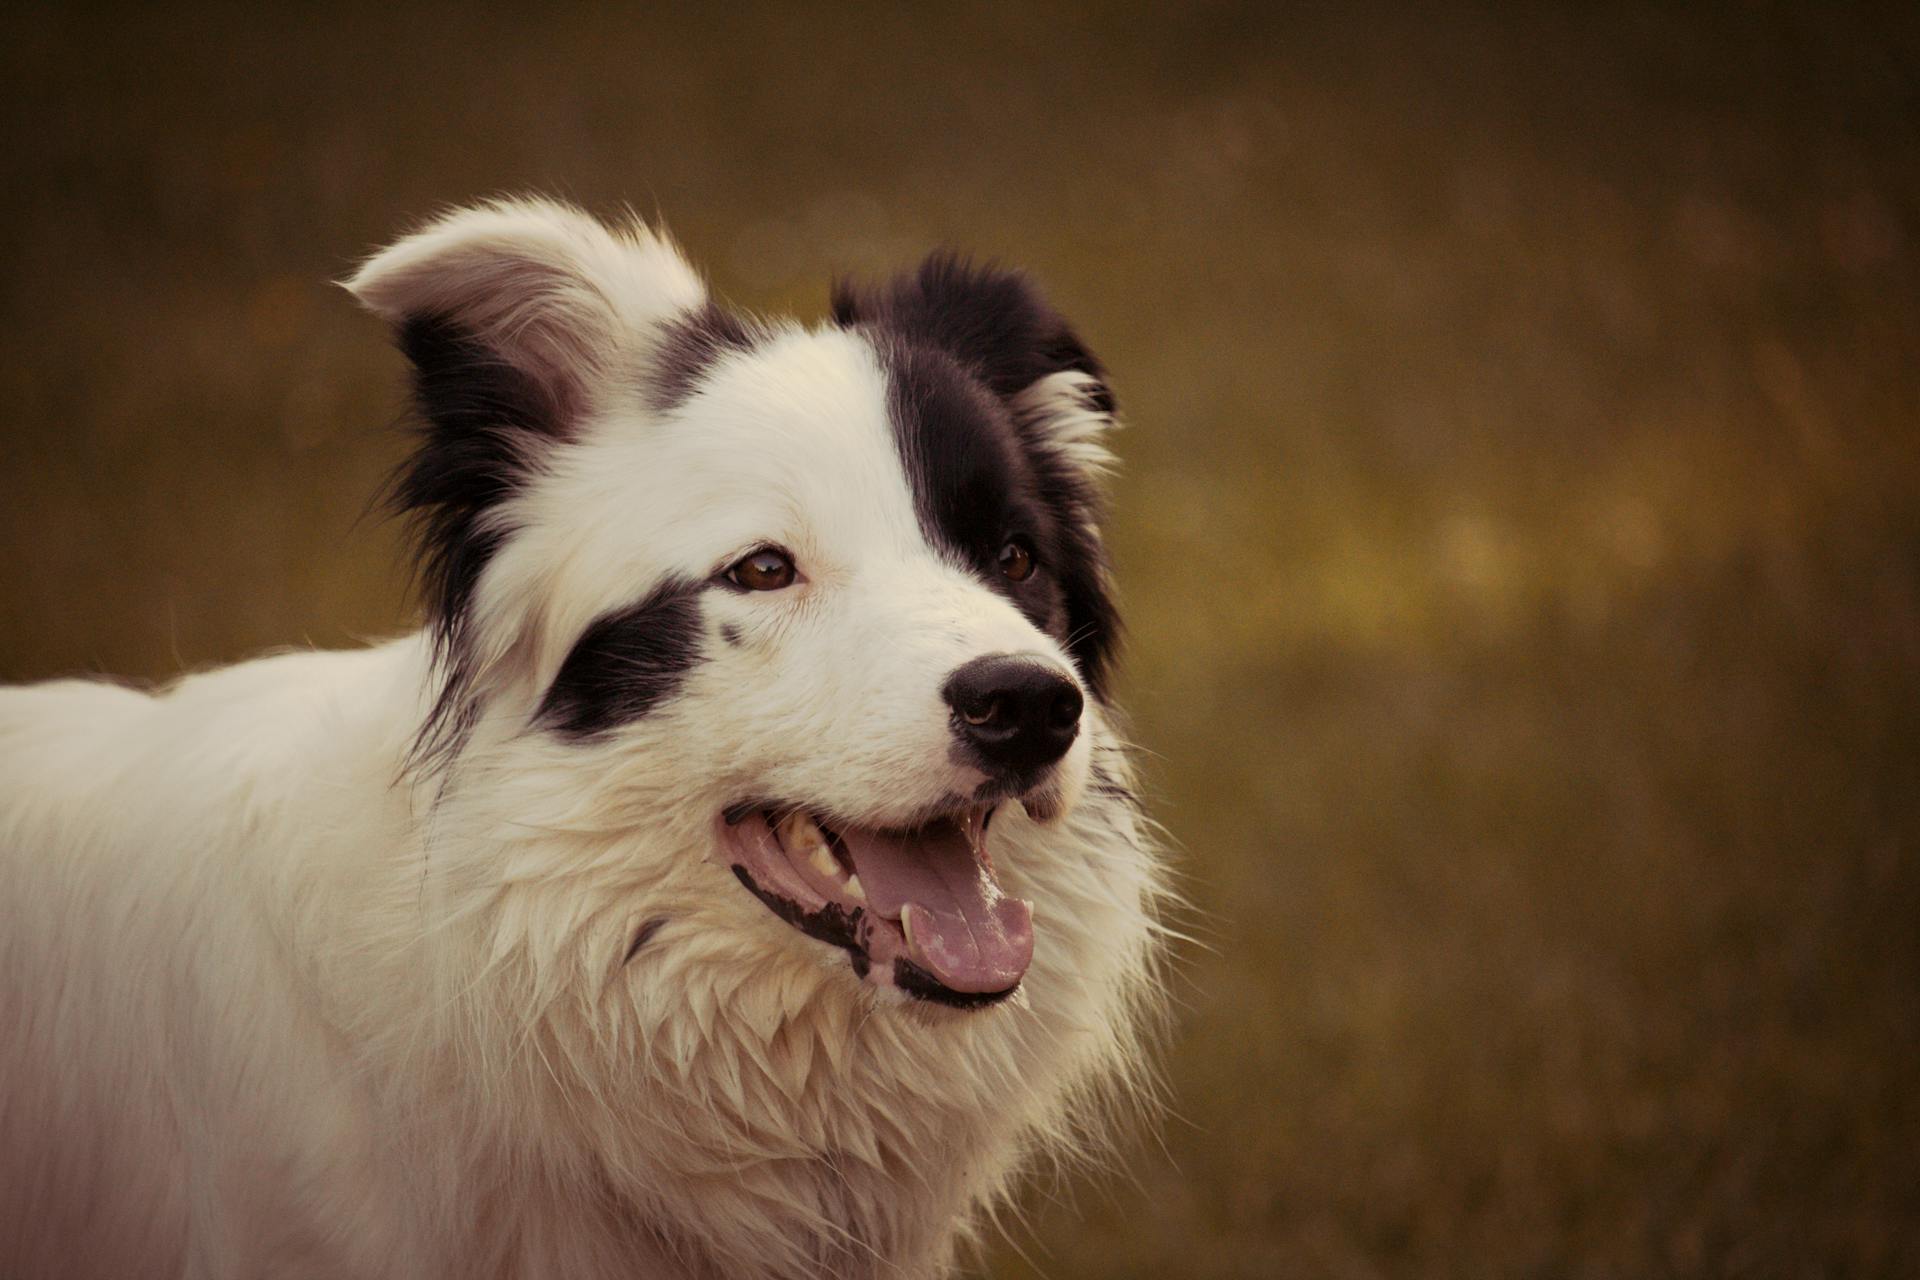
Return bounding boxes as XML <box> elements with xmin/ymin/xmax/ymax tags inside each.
<box><xmin>346</xmin><ymin>196</ymin><xmax>707</xmax><ymax>432</ymax></box>
<box><xmin>346</xmin><ymin>198</ymin><xmax>707</xmax><ymax>767</ymax></box>
<box><xmin>830</xmin><ymin>252</ymin><xmax>1119</xmax><ymax>477</ymax></box>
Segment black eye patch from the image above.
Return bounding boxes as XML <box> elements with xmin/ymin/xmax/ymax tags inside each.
<box><xmin>537</xmin><ymin>577</ymin><xmax>705</xmax><ymax>739</ymax></box>
<box><xmin>831</xmin><ymin>253</ymin><xmax>1121</xmax><ymax>697</ymax></box>
<box><xmin>878</xmin><ymin>343</ymin><xmax>1068</xmax><ymax>632</ymax></box>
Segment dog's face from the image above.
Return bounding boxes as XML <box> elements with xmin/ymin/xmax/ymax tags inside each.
<box><xmin>349</xmin><ymin>200</ymin><xmax>1121</xmax><ymax>1009</ymax></box>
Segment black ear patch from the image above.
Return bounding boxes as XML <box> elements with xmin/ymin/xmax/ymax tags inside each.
<box><xmin>389</xmin><ymin>312</ymin><xmax>569</xmax><ymax>765</ymax></box>
<box><xmin>835</xmin><ymin>255</ymin><xmax>1122</xmax><ymax>696</ymax></box>
<box><xmin>830</xmin><ymin>253</ymin><xmax>1111</xmax><ymax>406</ymax></box>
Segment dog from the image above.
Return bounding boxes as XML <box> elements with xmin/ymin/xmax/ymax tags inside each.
<box><xmin>0</xmin><ymin>199</ymin><xmax>1168</xmax><ymax>1280</ymax></box>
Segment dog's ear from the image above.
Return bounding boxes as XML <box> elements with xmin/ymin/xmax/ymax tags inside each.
<box><xmin>347</xmin><ymin>197</ymin><xmax>707</xmax><ymax>434</ymax></box>
<box><xmin>346</xmin><ymin>198</ymin><xmax>707</xmax><ymax>765</ymax></box>
<box><xmin>829</xmin><ymin>253</ymin><xmax>1119</xmax><ymax>479</ymax></box>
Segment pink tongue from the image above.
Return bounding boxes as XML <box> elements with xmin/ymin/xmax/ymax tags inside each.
<box><xmin>839</xmin><ymin>821</ymin><xmax>1034</xmax><ymax>993</ymax></box>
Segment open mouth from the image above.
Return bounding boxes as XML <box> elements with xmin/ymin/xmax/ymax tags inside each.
<box><xmin>716</xmin><ymin>803</ymin><xmax>1034</xmax><ymax>1008</ymax></box>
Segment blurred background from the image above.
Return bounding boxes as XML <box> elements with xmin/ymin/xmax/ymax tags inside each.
<box><xmin>4</xmin><ymin>2</ymin><xmax>1918</xmax><ymax>1275</ymax></box>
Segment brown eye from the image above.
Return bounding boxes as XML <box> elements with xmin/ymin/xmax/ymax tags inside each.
<box><xmin>727</xmin><ymin>548</ymin><xmax>796</xmax><ymax>591</ymax></box>
<box><xmin>998</xmin><ymin>538</ymin><xmax>1035</xmax><ymax>582</ymax></box>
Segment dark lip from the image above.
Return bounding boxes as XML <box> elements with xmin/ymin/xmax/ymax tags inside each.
<box><xmin>730</xmin><ymin>863</ymin><xmax>865</xmax><ymax>955</ymax></box>
<box><xmin>720</xmin><ymin>801</ymin><xmax>1015</xmax><ymax>1008</ymax></box>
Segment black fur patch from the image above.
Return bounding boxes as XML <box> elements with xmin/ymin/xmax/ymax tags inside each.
<box><xmin>537</xmin><ymin>578</ymin><xmax>705</xmax><ymax>738</ymax></box>
<box><xmin>882</xmin><ymin>343</ymin><xmax>1062</xmax><ymax>634</ymax></box>
<box><xmin>389</xmin><ymin>312</ymin><xmax>567</xmax><ymax>765</ymax></box>
<box><xmin>648</xmin><ymin>302</ymin><xmax>766</xmax><ymax>411</ymax></box>
<box><xmin>830</xmin><ymin>254</ymin><xmax>1107</xmax><ymax>400</ymax></box>
<box><xmin>834</xmin><ymin>255</ymin><xmax>1121</xmax><ymax>695</ymax></box>
<box><xmin>622</xmin><ymin>917</ymin><xmax>669</xmax><ymax>965</ymax></box>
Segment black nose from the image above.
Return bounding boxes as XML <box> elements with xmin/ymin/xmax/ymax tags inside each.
<box><xmin>942</xmin><ymin>653</ymin><xmax>1083</xmax><ymax>778</ymax></box>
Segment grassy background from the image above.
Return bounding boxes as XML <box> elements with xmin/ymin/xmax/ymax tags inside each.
<box><xmin>4</xmin><ymin>3</ymin><xmax>1918</xmax><ymax>1275</ymax></box>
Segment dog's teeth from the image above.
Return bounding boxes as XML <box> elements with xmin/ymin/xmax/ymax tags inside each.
<box><xmin>809</xmin><ymin>844</ymin><xmax>840</xmax><ymax>881</ymax></box>
<box><xmin>776</xmin><ymin>809</ymin><xmax>820</xmax><ymax>845</ymax></box>
<box><xmin>901</xmin><ymin>903</ymin><xmax>920</xmax><ymax>950</ymax></box>
<box><xmin>844</xmin><ymin>874</ymin><xmax>865</xmax><ymax>902</ymax></box>
<box><xmin>777</xmin><ymin>811</ymin><xmax>843</xmax><ymax>879</ymax></box>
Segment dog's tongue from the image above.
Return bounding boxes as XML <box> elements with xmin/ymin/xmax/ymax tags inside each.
<box><xmin>839</xmin><ymin>818</ymin><xmax>1033</xmax><ymax>993</ymax></box>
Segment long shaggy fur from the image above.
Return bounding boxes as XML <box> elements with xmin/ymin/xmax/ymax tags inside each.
<box><xmin>0</xmin><ymin>198</ymin><xmax>1170</xmax><ymax>1280</ymax></box>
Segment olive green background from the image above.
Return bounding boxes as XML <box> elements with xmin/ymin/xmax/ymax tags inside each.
<box><xmin>4</xmin><ymin>3</ymin><xmax>1917</xmax><ymax>1276</ymax></box>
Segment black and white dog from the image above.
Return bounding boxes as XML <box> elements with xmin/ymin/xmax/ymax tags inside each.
<box><xmin>0</xmin><ymin>199</ymin><xmax>1168</xmax><ymax>1280</ymax></box>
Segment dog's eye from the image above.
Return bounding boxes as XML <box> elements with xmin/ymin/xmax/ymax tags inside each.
<box><xmin>727</xmin><ymin>548</ymin><xmax>797</xmax><ymax>591</ymax></box>
<box><xmin>997</xmin><ymin>538</ymin><xmax>1035</xmax><ymax>582</ymax></box>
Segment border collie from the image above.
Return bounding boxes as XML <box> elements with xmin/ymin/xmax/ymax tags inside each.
<box><xmin>0</xmin><ymin>199</ymin><xmax>1168</xmax><ymax>1280</ymax></box>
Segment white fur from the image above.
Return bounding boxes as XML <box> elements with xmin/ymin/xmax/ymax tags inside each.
<box><xmin>0</xmin><ymin>200</ymin><xmax>1168</xmax><ymax>1280</ymax></box>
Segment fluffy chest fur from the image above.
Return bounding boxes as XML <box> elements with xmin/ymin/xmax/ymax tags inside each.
<box><xmin>0</xmin><ymin>199</ymin><xmax>1168</xmax><ymax>1280</ymax></box>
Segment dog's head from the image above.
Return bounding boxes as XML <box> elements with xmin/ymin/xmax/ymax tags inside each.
<box><xmin>348</xmin><ymin>199</ymin><xmax>1122</xmax><ymax>1009</ymax></box>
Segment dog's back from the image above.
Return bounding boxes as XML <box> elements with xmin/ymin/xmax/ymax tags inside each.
<box><xmin>0</xmin><ymin>651</ymin><xmax>444</xmax><ymax>1279</ymax></box>
<box><xmin>2</xmin><ymin>679</ymin><xmax>188</xmax><ymax>1278</ymax></box>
